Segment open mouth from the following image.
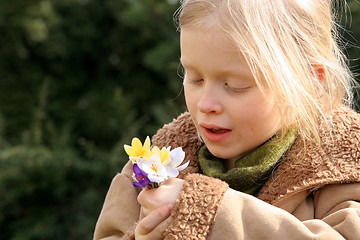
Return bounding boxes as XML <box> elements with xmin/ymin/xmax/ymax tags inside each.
<box><xmin>201</xmin><ymin>124</ymin><xmax>232</xmax><ymax>142</ymax></box>
<box><xmin>206</xmin><ymin>128</ymin><xmax>230</xmax><ymax>134</ymax></box>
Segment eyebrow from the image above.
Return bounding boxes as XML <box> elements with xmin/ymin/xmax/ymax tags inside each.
<box><xmin>180</xmin><ymin>59</ymin><xmax>252</xmax><ymax>79</ymax></box>
<box><xmin>180</xmin><ymin>59</ymin><xmax>207</xmax><ymax>75</ymax></box>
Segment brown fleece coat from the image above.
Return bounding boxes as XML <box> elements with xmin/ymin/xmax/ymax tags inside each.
<box><xmin>94</xmin><ymin>106</ymin><xmax>360</xmax><ymax>240</ymax></box>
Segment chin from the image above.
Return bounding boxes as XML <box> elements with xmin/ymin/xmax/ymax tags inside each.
<box><xmin>207</xmin><ymin>147</ymin><xmax>229</xmax><ymax>160</ymax></box>
<box><xmin>207</xmin><ymin>145</ymin><xmax>242</xmax><ymax>161</ymax></box>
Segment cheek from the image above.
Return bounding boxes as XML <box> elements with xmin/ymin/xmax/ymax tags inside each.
<box><xmin>252</xmin><ymin>98</ymin><xmax>281</xmax><ymax>131</ymax></box>
<box><xmin>256</xmin><ymin>94</ymin><xmax>280</xmax><ymax>121</ymax></box>
<box><xmin>184</xmin><ymin>85</ymin><xmax>197</xmax><ymax>111</ymax></box>
<box><xmin>232</xmin><ymin>92</ymin><xmax>279</xmax><ymax>126</ymax></box>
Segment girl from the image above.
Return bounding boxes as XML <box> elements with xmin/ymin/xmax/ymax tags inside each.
<box><xmin>94</xmin><ymin>0</ymin><xmax>360</xmax><ymax>239</ymax></box>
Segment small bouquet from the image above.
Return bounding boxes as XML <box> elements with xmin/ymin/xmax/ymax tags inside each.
<box><xmin>124</xmin><ymin>136</ymin><xmax>189</xmax><ymax>188</ymax></box>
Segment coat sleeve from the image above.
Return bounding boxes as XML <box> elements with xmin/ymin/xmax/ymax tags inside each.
<box><xmin>93</xmin><ymin>162</ymin><xmax>140</xmax><ymax>240</ymax></box>
<box><xmin>165</xmin><ymin>174</ymin><xmax>360</xmax><ymax>240</ymax></box>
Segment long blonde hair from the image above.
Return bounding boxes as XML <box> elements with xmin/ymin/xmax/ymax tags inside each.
<box><xmin>176</xmin><ymin>0</ymin><xmax>356</xmax><ymax>143</ymax></box>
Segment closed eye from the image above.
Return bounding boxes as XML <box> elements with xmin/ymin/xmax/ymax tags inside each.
<box><xmin>185</xmin><ymin>77</ymin><xmax>204</xmax><ymax>85</ymax></box>
<box><xmin>225</xmin><ymin>83</ymin><xmax>249</xmax><ymax>93</ymax></box>
<box><xmin>191</xmin><ymin>79</ymin><xmax>204</xmax><ymax>83</ymax></box>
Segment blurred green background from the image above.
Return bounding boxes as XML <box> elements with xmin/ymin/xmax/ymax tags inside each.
<box><xmin>0</xmin><ymin>0</ymin><xmax>359</xmax><ymax>239</ymax></box>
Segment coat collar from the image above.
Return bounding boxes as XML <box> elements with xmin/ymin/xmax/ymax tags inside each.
<box><xmin>258</xmin><ymin>106</ymin><xmax>360</xmax><ymax>204</ymax></box>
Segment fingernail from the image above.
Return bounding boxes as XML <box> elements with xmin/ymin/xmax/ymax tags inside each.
<box><xmin>167</xmin><ymin>203</ymin><xmax>174</xmax><ymax>211</ymax></box>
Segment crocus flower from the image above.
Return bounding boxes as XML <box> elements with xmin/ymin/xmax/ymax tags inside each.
<box><xmin>132</xmin><ymin>163</ymin><xmax>152</xmax><ymax>188</ymax></box>
<box><xmin>124</xmin><ymin>136</ymin><xmax>152</xmax><ymax>163</ymax></box>
<box><xmin>151</xmin><ymin>146</ymin><xmax>171</xmax><ymax>165</ymax></box>
<box><xmin>124</xmin><ymin>136</ymin><xmax>189</xmax><ymax>188</ymax></box>
<box><xmin>137</xmin><ymin>155</ymin><xmax>168</xmax><ymax>183</ymax></box>
<box><xmin>165</xmin><ymin>147</ymin><xmax>189</xmax><ymax>178</ymax></box>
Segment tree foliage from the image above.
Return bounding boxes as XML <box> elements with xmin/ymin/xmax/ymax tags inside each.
<box><xmin>0</xmin><ymin>0</ymin><xmax>184</xmax><ymax>148</ymax></box>
<box><xmin>0</xmin><ymin>0</ymin><xmax>183</xmax><ymax>239</ymax></box>
<box><xmin>0</xmin><ymin>0</ymin><xmax>358</xmax><ymax>239</ymax></box>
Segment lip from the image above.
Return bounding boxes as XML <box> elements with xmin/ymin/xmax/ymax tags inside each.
<box><xmin>200</xmin><ymin>123</ymin><xmax>232</xmax><ymax>142</ymax></box>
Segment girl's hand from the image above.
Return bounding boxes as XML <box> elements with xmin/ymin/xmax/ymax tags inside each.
<box><xmin>135</xmin><ymin>202</ymin><xmax>173</xmax><ymax>240</ymax></box>
<box><xmin>135</xmin><ymin>178</ymin><xmax>185</xmax><ymax>239</ymax></box>
<box><xmin>138</xmin><ymin>177</ymin><xmax>185</xmax><ymax>215</ymax></box>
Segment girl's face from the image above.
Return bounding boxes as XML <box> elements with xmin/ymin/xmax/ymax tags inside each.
<box><xmin>181</xmin><ymin>27</ymin><xmax>282</xmax><ymax>165</ymax></box>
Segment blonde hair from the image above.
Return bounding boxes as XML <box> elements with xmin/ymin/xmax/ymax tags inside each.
<box><xmin>176</xmin><ymin>0</ymin><xmax>356</xmax><ymax>143</ymax></box>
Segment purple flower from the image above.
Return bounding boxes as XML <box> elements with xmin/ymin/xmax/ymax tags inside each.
<box><xmin>132</xmin><ymin>163</ymin><xmax>152</xmax><ymax>188</ymax></box>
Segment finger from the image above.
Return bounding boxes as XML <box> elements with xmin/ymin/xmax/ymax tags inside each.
<box><xmin>136</xmin><ymin>203</ymin><xmax>173</xmax><ymax>236</ymax></box>
<box><xmin>137</xmin><ymin>179</ymin><xmax>184</xmax><ymax>211</ymax></box>
<box><xmin>137</xmin><ymin>188</ymin><xmax>156</xmax><ymax>209</ymax></box>
<box><xmin>141</xmin><ymin>206</ymin><xmax>150</xmax><ymax>217</ymax></box>
<box><xmin>161</xmin><ymin>177</ymin><xmax>177</xmax><ymax>185</ymax></box>
<box><xmin>145</xmin><ymin>215</ymin><xmax>173</xmax><ymax>240</ymax></box>
<box><xmin>136</xmin><ymin>213</ymin><xmax>173</xmax><ymax>240</ymax></box>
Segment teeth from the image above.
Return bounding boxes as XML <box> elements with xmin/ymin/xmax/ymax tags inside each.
<box><xmin>210</xmin><ymin>128</ymin><xmax>227</xmax><ymax>133</ymax></box>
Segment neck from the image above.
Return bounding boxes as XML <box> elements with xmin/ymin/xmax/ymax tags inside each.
<box><xmin>222</xmin><ymin>159</ymin><xmax>234</xmax><ymax>172</ymax></box>
<box><xmin>222</xmin><ymin>150</ymin><xmax>252</xmax><ymax>171</ymax></box>
<box><xmin>224</xmin><ymin>156</ymin><xmax>242</xmax><ymax>171</ymax></box>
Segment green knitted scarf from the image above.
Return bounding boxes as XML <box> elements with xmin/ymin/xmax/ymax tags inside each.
<box><xmin>198</xmin><ymin>129</ymin><xmax>296</xmax><ymax>196</ymax></box>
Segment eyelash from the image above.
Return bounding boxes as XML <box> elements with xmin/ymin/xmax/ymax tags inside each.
<box><xmin>183</xmin><ymin>76</ymin><xmax>203</xmax><ymax>85</ymax></box>
<box><xmin>186</xmin><ymin>78</ymin><xmax>247</xmax><ymax>93</ymax></box>
<box><xmin>190</xmin><ymin>79</ymin><xmax>204</xmax><ymax>84</ymax></box>
<box><xmin>225</xmin><ymin>83</ymin><xmax>248</xmax><ymax>93</ymax></box>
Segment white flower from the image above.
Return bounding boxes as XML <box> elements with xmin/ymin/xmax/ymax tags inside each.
<box><xmin>165</xmin><ymin>147</ymin><xmax>189</xmax><ymax>178</ymax></box>
<box><xmin>137</xmin><ymin>155</ymin><xmax>168</xmax><ymax>183</ymax></box>
<box><xmin>137</xmin><ymin>146</ymin><xmax>189</xmax><ymax>183</ymax></box>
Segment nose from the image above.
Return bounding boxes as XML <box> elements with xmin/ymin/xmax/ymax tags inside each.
<box><xmin>197</xmin><ymin>84</ymin><xmax>223</xmax><ymax>114</ymax></box>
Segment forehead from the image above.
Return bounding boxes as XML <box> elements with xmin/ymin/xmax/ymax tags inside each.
<box><xmin>180</xmin><ymin>27</ymin><xmax>255</xmax><ymax>80</ymax></box>
<box><xmin>180</xmin><ymin>26</ymin><xmax>241</xmax><ymax>64</ymax></box>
